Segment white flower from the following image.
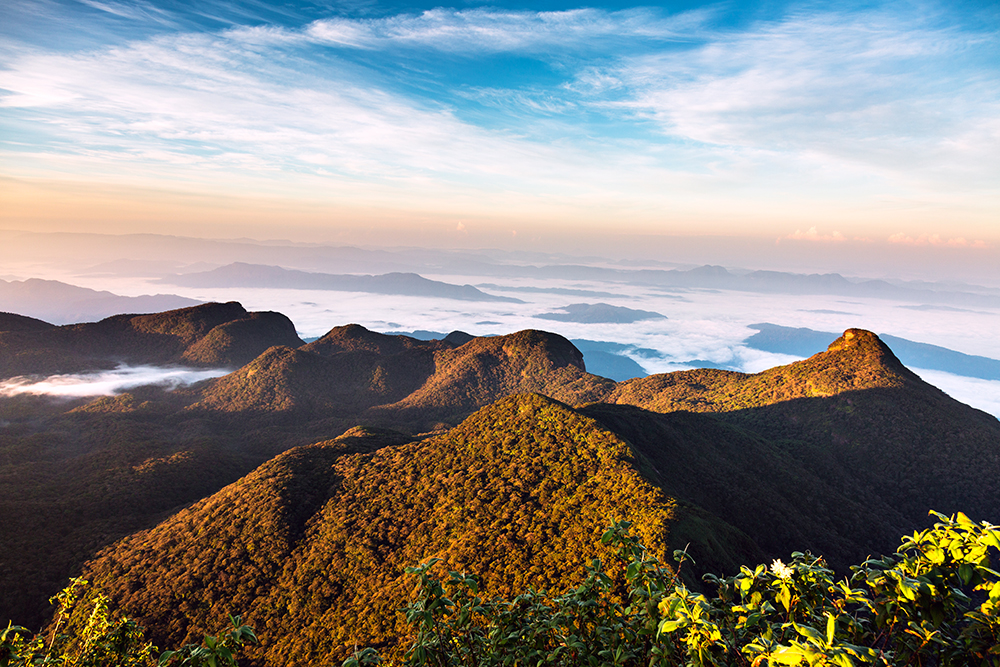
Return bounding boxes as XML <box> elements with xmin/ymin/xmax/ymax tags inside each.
<box><xmin>771</xmin><ymin>559</ymin><xmax>793</xmax><ymax>580</ymax></box>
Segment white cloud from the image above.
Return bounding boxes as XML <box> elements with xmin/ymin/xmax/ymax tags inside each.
<box><xmin>300</xmin><ymin>8</ymin><xmax>690</xmax><ymax>53</ymax></box>
<box><xmin>593</xmin><ymin>10</ymin><xmax>1000</xmax><ymax>190</ymax></box>
<box><xmin>785</xmin><ymin>227</ymin><xmax>847</xmax><ymax>242</ymax></box>
<box><xmin>0</xmin><ymin>365</ymin><xmax>229</xmax><ymax>398</ymax></box>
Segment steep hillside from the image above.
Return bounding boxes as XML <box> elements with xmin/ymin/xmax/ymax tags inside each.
<box><xmin>602</xmin><ymin>329</ymin><xmax>1000</xmax><ymax>560</ymax></box>
<box><xmin>606</xmin><ymin>329</ymin><xmax>914</xmax><ymax>412</ymax></box>
<box><xmin>370</xmin><ymin>329</ymin><xmax>614</xmax><ymax>426</ymax></box>
<box><xmin>0</xmin><ymin>302</ymin><xmax>303</xmax><ymax>378</ymax></box>
<box><xmin>581</xmin><ymin>404</ymin><xmax>906</xmax><ymax>570</ymax></box>
<box><xmin>193</xmin><ymin>326</ymin><xmax>450</xmax><ymax>415</ymax></box>
<box><xmin>84</xmin><ymin>394</ymin><xmax>760</xmax><ymax>667</ymax></box>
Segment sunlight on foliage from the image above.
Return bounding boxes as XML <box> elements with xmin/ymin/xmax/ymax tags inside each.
<box><xmin>0</xmin><ymin>579</ymin><xmax>256</xmax><ymax>667</ymax></box>
<box><xmin>346</xmin><ymin>512</ymin><xmax>1000</xmax><ymax>667</ymax></box>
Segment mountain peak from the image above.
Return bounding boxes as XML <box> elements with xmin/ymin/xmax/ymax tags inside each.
<box><xmin>828</xmin><ymin>328</ymin><xmax>884</xmax><ymax>351</ymax></box>
<box><xmin>820</xmin><ymin>328</ymin><xmax>910</xmax><ymax>380</ymax></box>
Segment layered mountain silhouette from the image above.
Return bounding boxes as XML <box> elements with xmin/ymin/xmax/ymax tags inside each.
<box><xmin>157</xmin><ymin>263</ymin><xmax>523</xmax><ymax>303</ymax></box>
<box><xmin>0</xmin><ymin>277</ymin><xmax>200</xmax><ymax>324</ymax></box>
<box><xmin>2</xmin><ymin>302</ymin><xmax>999</xmax><ymax>662</ymax></box>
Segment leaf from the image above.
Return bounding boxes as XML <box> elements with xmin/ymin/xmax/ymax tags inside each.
<box><xmin>770</xmin><ymin>646</ymin><xmax>808</xmax><ymax>665</ymax></box>
<box><xmin>658</xmin><ymin>619</ymin><xmax>684</xmax><ymax>635</ymax></box>
<box><xmin>793</xmin><ymin>623</ymin><xmax>824</xmax><ymax>644</ymax></box>
<box><xmin>777</xmin><ymin>585</ymin><xmax>791</xmax><ymax>613</ymax></box>
<box><xmin>982</xmin><ymin>530</ymin><xmax>1000</xmax><ymax>551</ymax></box>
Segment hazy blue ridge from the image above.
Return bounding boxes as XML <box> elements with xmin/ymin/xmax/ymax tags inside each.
<box><xmin>475</xmin><ymin>283</ymin><xmax>620</xmax><ymax>298</ymax></box>
<box><xmin>535</xmin><ymin>303</ymin><xmax>666</xmax><ymax>323</ymax></box>
<box><xmin>156</xmin><ymin>263</ymin><xmax>525</xmax><ymax>303</ymax></box>
<box><xmin>576</xmin><ymin>350</ymin><xmax>648</xmax><ymax>381</ymax></box>
<box><xmin>0</xmin><ymin>278</ymin><xmax>202</xmax><ymax>325</ymax></box>
<box><xmin>504</xmin><ymin>265</ymin><xmax>1000</xmax><ymax>307</ymax></box>
<box><xmin>745</xmin><ymin>323</ymin><xmax>1000</xmax><ymax>381</ymax></box>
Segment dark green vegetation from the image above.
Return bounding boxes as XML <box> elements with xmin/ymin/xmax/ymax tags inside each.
<box><xmin>1</xmin><ymin>303</ymin><xmax>999</xmax><ymax>666</ymax></box>
<box><xmin>82</xmin><ymin>394</ymin><xmax>742</xmax><ymax>664</ymax></box>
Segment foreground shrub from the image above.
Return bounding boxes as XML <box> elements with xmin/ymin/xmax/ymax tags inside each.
<box><xmin>0</xmin><ymin>578</ymin><xmax>256</xmax><ymax>667</ymax></box>
<box><xmin>348</xmin><ymin>511</ymin><xmax>999</xmax><ymax>667</ymax></box>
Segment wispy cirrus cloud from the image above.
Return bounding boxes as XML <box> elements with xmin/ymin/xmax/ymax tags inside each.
<box><xmin>298</xmin><ymin>7</ymin><xmax>701</xmax><ymax>52</ymax></box>
<box><xmin>0</xmin><ymin>2</ymin><xmax>997</xmax><ymax>241</ymax></box>
<box><xmin>591</xmin><ymin>9</ymin><xmax>1000</xmax><ymax>191</ymax></box>
<box><xmin>888</xmin><ymin>233</ymin><xmax>989</xmax><ymax>248</ymax></box>
<box><xmin>77</xmin><ymin>0</ymin><xmax>174</xmax><ymax>24</ymax></box>
<box><xmin>0</xmin><ymin>21</ymin><xmax>717</xmax><ymax>217</ymax></box>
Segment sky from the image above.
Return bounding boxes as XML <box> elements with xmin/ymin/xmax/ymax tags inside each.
<box><xmin>1</xmin><ymin>0</ymin><xmax>999</xmax><ymax>273</ymax></box>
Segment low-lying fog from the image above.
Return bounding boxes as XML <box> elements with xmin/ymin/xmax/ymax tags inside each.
<box><xmin>0</xmin><ymin>365</ymin><xmax>230</xmax><ymax>399</ymax></box>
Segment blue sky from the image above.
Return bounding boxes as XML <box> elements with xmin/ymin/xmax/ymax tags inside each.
<box><xmin>1</xmin><ymin>0</ymin><xmax>998</xmax><ymax>271</ymax></box>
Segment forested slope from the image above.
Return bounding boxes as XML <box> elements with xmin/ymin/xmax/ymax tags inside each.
<box><xmin>84</xmin><ymin>394</ymin><xmax>760</xmax><ymax>666</ymax></box>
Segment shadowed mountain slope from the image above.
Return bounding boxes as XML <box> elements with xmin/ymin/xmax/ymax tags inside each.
<box><xmin>0</xmin><ymin>302</ymin><xmax>303</xmax><ymax>378</ymax></box>
<box><xmin>0</xmin><ymin>312</ymin><xmax>57</xmax><ymax>333</ymax></box>
<box><xmin>372</xmin><ymin>329</ymin><xmax>614</xmax><ymax>426</ymax></box>
<box><xmin>600</xmin><ymin>329</ymin><xmax>1000</xmax><ymax>564</ymax></box>
<box><xmin>84</xmin><ymin>394</ymin><xmax>760</xmax><ymax>667</ymax></box>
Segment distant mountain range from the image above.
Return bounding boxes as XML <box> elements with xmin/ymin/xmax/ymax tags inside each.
<box><xmin>0</xmin><ymin>278</ymin><xmax>201</xmax><ymax>324</ymax></box>
<box><xmin>1</xmin><ymin>302</ymin><xmax>998</xmax><ymax>665</ymax></box>
<box><xmin>156</xmin><ymin>262</ymin><xmax>523</xmax><ymax>302</ymax></box>
<box><xmin>7</xmin><ymin>231</ymin><xmax>999</xmax><ymax>307</ymax></box>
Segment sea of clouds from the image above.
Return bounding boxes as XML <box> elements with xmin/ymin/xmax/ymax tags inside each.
<box><xmin>13</xmin><ymin>268</ymin><xmax>999</xmax><ymax>418</ymax></box>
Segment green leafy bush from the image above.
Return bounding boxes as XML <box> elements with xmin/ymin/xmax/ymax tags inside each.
<box><xmin>351</xmin><ymin>512</ymin><xmax>999</xmax><ymax>667</ymax></box>
<box><xmin>0</xmin><ymin>579</ymin><xmax>256</xmax><ymax>667</ymax></box>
